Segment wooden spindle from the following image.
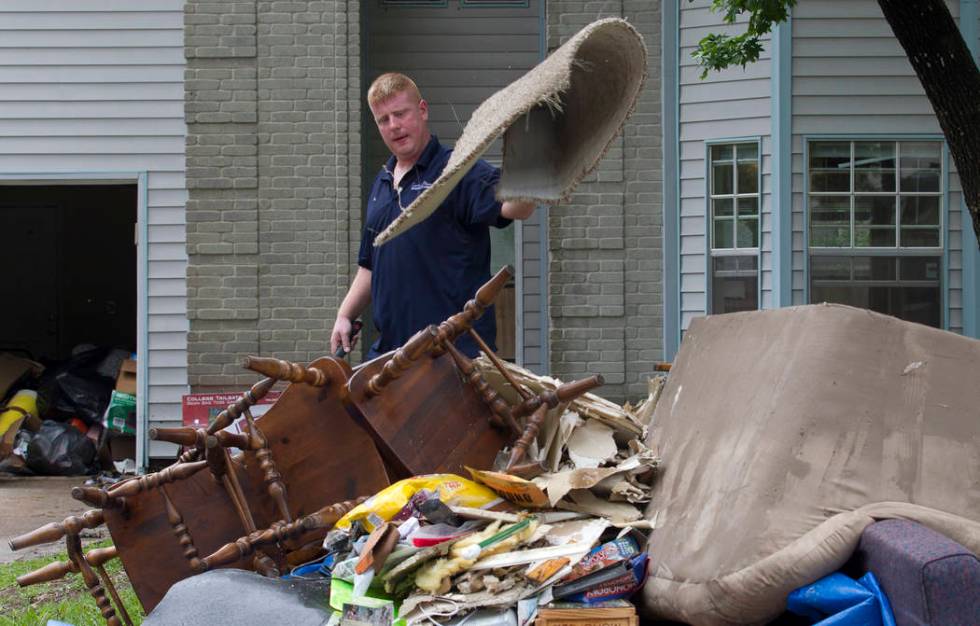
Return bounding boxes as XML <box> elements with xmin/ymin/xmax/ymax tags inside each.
<box><xmin>207</xmin><ymin>377</ymin><xmax>277</xmax><ymax>435</ymax></box>
<box><xmin>467</xmin><ymin>328</ymin><xmax>533</xmax><ymax>401</ymax></box>
<box><xmin>71</xmin><ymin>486</ymin><xmax>125</xmax><ymax>511</ymax></box>
<box><xmin>431</xmin><ymin>265</ymin><xmax>513</xmax><ymax>354</ymax></box>
<box><xmin>242</xmin><ymin>357</ymin><xmax>327</xmax><ymax>387</ymax></box>
<box><xmin>148</xmin><ymin>427</ymin><xmax>200</xmax><ymax>447</ymax></box>
<box><xmin>16</xmin><ymin>546</ymin><xmax>119</xmax><ymax>587</ymax></box>
<box><xmin>214</xmin><ymin>430</ymin><xmax>251</xmax><ymax>451</ymax></box>
<box><xmin>365</xmin><ymin>325</ymin><xmax>436</xmax><ymax>397</ymax></box>
<box><xmin>160</xmin><ymin>486</ymin><xmax>202</xmax><ymax>573</ymax></box>
<box><xmin>442</xmin><ymin>336</ymin><xmax>520</xmax><ymax>435</ymax></box>
<box><xmin>201</xmin><ymin>497</ymin><xmax>365</xmax><ymax>571</ymax></box>
<box><xmin>505</xmin><ymin>375</ymin><xmax>605</xmax><ymax>470</ymax></box>
<box><xmin>506</xmin><ymin>403</ymin><xmax>549</xmax><ymax>470</ymax></box>
<box><xmin>16</xmin><ymin>560</ymin><xmax>73</xmax><ymax>587</ymax></box>
<box><xmin>654</xmin><ymin>361</ymin><xmax>672</xmax><ymax>372</ymax></box>
<box><xmin>106</xmin><ymin>460</ymin><xmax>208</xmax><ymax>499</ymax></box>
<box><xmin>9</xmin><ymin>509</ymin><xmax>105</xmax><ymax>551</ymax></box>
<box><xmin>94</xmin><ymin>560</ymin><xmax>133</xmax><ymax>626</ymax></box>
<box><xmin>66</xmin><ymin>533</ymin><xmax>120</xmax><ymax>626</ymax></box>
<box><xmin>511</xmin><ymin>374</ymin><xmax>605</xmax><ymax>420</ymax></box>
<box><xmin>241</xmin><ymin>408</ymin><xmax>291</xmax><ymax>523</ymax></box>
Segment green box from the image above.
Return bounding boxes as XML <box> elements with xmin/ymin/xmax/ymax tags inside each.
<box><xmin>104</xmin><ymin>390</ymin><xmax>136</xmax><ymax>435</ymax></box>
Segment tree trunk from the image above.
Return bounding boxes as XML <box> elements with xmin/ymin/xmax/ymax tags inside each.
<box><xmin>877</xmin><ymin>0</ymin><xmax>980</xmax><ymax>247</ymax></box>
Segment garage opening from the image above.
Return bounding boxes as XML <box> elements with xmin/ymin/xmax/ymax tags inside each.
<box><xmin>0</xmin><ymin>184</ymin><xmax>138</xmax><ymax>474</ymax></box>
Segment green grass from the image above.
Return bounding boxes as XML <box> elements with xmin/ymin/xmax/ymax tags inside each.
<box><xmin>0</xmin><ymin>539</ymin><xmax>144</xmax><ymax>626</ymax></box>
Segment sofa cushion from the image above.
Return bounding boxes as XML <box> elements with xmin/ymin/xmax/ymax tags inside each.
<box><xmin>857</xmin><ymin>519</ymin><xmax>980</xmax><ymax>626</ymax></box>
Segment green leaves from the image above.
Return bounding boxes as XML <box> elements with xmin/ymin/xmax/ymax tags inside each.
<box><xmin>690</xmin><ymin>0</ymin><xmax>796</xmax><ymax>79</ymax></box>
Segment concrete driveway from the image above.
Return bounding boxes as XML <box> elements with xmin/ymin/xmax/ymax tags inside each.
<box><xmin>0</xmin><ymin>475</ymin><xmax>109</xmax><ymax>563</ymax></box>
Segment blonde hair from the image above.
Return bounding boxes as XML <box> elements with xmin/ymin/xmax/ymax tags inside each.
<box><xmin>367</xmin><ymin>73</ymin><xmax>422</xmax><ymax>107</ymax></box>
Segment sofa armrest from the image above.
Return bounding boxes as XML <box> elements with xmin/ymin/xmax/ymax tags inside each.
<box><xmin>855</xmin><ymin>519</ymin><xmax>980</xmax><ymax>626</ymax></box>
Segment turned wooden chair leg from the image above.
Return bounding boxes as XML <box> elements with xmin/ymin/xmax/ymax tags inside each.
<box><xmin>242</xmin><ymin>357</ymin><xmax>328</xmax><ymax>387</ymax></box>
<box><xmin>201</xmin><ymin>497</ymin><xmax>366</xmax><ymax>571</ymax></box>
<box><xmin>365</xmin><ymin>325</ymin><xmax>436</xmax><ymax>397</ymax></box>
<box><xmin>160</xmin><ymin>485</ymin><xmax>203</xmax><ymax>573</ymax></box>
<box><xmin>66</xmin><ymin>532</ymin><xmax>120</xmax><ymax>626</ymax></box>
<box><xmin>430</xmin><ymin>265</ymin><xmax>513</xmax><ymax>354</ymax></box>
<box><xmin>242</xmin><ymin>407</ymin><xmax>291</xmax><ymax>523</ymax></box>
<box><xmin>441</xmin><ymin>332</ymin><xmax>520</xmax><ymax>436</ymax></box>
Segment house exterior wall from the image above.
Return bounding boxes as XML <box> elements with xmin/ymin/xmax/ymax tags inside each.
<box><xmin>0</xmin><ymin>0</ymin><xmax>189</xmax><ymax>461</ymax></box>
<box><xmin>184</xmin><ymin>0</ymin><xmax>361</xmax><ymax>456</ymax></box>
<box><xmin>185</xmin><ymin>1</ymin><xmax>664</xmax><ymax>409</ymax></box>
<box><xmin>678</xmin><ymin>0</ymin><xmax>772</xmax><ymax>332</ymax></box>
<box><xmin>662</xmin><ymin>0</ymin><xmax>980</xmax><ymax>359</ymax></box>
<box><xmin>547</xmin><ymin>1</ymin><xmax>664</xmax><ymax>403</ymax></box>
<box><xmin>791</xmin><ymin>0</ymin><xmax>963</xmax><ymax>331</ymax></box>
<box><xmin>361</xmin><ymin>1</ymin><xmax>547</xmax><ymax>374</ymax></box>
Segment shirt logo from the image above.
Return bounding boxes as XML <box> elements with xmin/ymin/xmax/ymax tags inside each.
<box><xmin>409</xmin><ymin>180</ymin><xmax>433</xmax><ymax>192</ymax></box>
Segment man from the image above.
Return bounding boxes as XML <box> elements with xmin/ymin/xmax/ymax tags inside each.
<box><xmin>331</xmin><ymin>73</ymin><xmax>535</xmax><ymax>359</ymax></box>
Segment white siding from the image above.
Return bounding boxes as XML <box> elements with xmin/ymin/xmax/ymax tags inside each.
<box><xmin>791</xmin><ymin>1</ymin><xmax>962</xmax><ymax>329</ymax></box>
<box><xmin>678</xmin><ymin>0</ymin><xmax>772</xmax><ymax>329</ymax></box>
<box><xmin>0</xmin><ymin>3</ymin><xmax>188</xmax><ymax>448</ymax></box>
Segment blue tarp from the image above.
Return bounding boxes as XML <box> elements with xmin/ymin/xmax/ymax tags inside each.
<box><xmin>788</xmin><ymin>572</ymin><xmax>896</xmax><ymax>626</ymax></box>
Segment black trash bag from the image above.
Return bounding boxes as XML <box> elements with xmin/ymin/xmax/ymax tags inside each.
<box><xmin>37</xmin><ymin>347</ymin><xmax>115</xmax><ymax>424</ymax></box>
<box><xmin>26</xmin><ymin>420</ymin><xmax>96</xmax><ymax>476</ymax></box>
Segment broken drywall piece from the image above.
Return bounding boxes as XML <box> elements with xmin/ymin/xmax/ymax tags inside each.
<box><xmin>541</xmin><ymin>443</ymin><xmax>658</xmax><ymax>506</ymax></box>
<box><xmin>545</xmin><ymin>410</ymin><xmax>581</xmax><ymax>472</ymax></box>
<box><xmin>559</xmin><ymin>489</ymin><xmax>643</xmax><ymax>523</ymax></box>
<box><xmin>566</xmin><ymin>420</ymin><xmax>617</xmax><ymax>469</ymax></box>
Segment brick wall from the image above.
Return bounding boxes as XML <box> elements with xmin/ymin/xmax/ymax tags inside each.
<box><xmin>185</xmin><ymin>0</ymin><xmax>361</xmax><ymax>390</ymax></box>
<box><xmin>547</xmin><ymin>1</ymin><xmax>663</xmax><ymax>403</ymax></box>
<box><xmin>185</xmin><ymin>1</ymin><xmax>662</xmax><ymax>402</ymax></box>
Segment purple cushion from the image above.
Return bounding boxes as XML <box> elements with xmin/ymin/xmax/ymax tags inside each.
<box><xmin>855</xmin><ymin>519</ymin><xmax>980</xmax><ymax>626</ymax></box>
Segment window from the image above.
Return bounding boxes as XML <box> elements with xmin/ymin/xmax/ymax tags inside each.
<box><xmin>808</xmin><ymin>140</ymin><xmax>943</xmax><ymax>327</ymax></box>
<box><xmin>709</xmin><ymin>142</ymin><xmax>760</xmax><ymax>314</ymax></box>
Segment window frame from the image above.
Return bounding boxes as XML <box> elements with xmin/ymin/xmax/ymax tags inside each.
<box><xmin>803</xmin><ymin>136</ymin><xmax>948</xmax><ymax>328</ymax></box>
<box><xmin>705</xmin><ymin>137</ymin><xmax>763</xmax><ymax>314</ymax></box>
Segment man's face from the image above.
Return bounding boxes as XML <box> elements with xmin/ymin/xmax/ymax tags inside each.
<box><xmin>370</xmin><ymin>90</ymin><xmax>429</xmax><ymax>163</ymax></box>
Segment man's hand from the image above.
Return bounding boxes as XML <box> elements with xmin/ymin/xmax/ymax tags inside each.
<box><xmin>331</xmin><ymin>316</ymin><xmax>358</xmax><ymax>355</ymax></box>
<box><xmin>501</xmin><ymin>199</ymin><xmax>537</xmax><ymax>220</ymax></box>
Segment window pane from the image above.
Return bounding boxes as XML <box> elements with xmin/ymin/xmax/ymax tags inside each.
<box><xmin>852</xmin><ymin>256</ymin><xmax>896</xmax><ymax>281</ymax></box>
<box><xmin>810</xmin><ymin>195</ymin><xmax>850</xmax><ymax>246</ymax></box>
<box><xmin>714</xmin><ymin>217</ymin><xmax>734</xmax><ymax>249</ymax></box>
<box><xmin>900</xmin><ymin>227</ymin><xmax>940</xmax><ymax>247</ymax></box>
<box><xmin>900</xmin><ymin>196</ymin><xmax>939</xmax><ymax>226</ymax></box>
<box><xmin>810</xmin><ymin>142</ymin><xmax>850</xmax><ymax>192</ymax></box>
<box><xmin>737</xmin><ymin>197</ymin><xmax>758</xmax><ymax>217</ymax></box>
<box><xmin>712</xmin><ymin>163</ymin><xmax>733</xmax><ymax>195</ymax></box>
<box><xmin>811</xmin><ymin>256</ymin><xmax>851</xmax><ymax>281</ymax></box>
<box><xmin>737</xmin><ymin>161</ymin><xmax>758</xmax><ymax>194</ymax></box>
<box><xmin>810</xmin><ymin>255</ymin><xmax>941</xmax><ymax>329</ymax></box>
<box><xmin>854</xmin><ymin>141</ymin><xmax>896</xmax><ymax>192</ymax></box>
<box><xmin>900</xmin><ymin>257</ymin><xmax>941</xmax><ymax>281</ymax></box>
<box><xmin>713</xmin><ymin>197</ymin><xmax>733</xmax><ymax>218</ymax></box>
<box><xmin>736</xmin><ymin>143</ymin><xmax>758</xmax><ymax>161</ymax></box>
<box><xmin>712</xmin><ymin>255</ymin><xmax>758</xmax><ymax>314</ymax></box>
<box><xmin>737</xmin><ymin>218</ymin><xmax>758</xmax><ymax>248</ymax></box>
<box><xmin>711</xmin><ymin>144</ymin><xmax>733</xmax><ymax>162</ymax></box>
<box><xmin>854</xmin><ymin>196</ymin><xmax>896</xmax><ymax>247</ymax></box>
<box><xmin>900</xmin><ymin>142</ymin><xmax>941</xmax><ymax>192</ymax></box>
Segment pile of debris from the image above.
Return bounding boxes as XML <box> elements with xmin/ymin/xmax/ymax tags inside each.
<box><xmin>291</xmin><ymin>362</ymin><xmax>666</xmax><ymax>625</ymax></box>
<box><xmin>0</xmin><ymin>347</ymin><xmax>138</xmax><ymax>478</ymax></box>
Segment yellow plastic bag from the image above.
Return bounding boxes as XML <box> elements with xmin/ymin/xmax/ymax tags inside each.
<box><xmin>335</xmin><ymin>474</ymin><xmax>502</xmax><ymax>533</ymax></box>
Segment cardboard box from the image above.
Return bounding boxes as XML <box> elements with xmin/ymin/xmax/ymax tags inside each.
<box><xmin>109</xmin><ymin>435</ymin><xmax>136</xmax><ymax>462</ymax></box>
<box><xmin>535</xmin><ymin>606</ymin><xmax>638</xmax><ymax>626</ymax></box>
<box><xmin>116</xmin><ymin>359</ymin><xmax>137</xmax><ymax>396</ymax></box>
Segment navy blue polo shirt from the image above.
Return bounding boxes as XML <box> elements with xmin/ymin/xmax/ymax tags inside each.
<box><xmin>358</xmin><ymin>135</ymin><xmax>511</xmax><ymax>359</ymax></box>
